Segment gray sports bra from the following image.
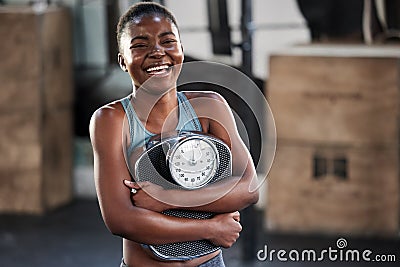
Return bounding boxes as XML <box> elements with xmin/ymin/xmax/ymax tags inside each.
<box><xmin>121</xmin><ymin>92</ymin><xmax>202</xmax><ymax>156</ymax></box>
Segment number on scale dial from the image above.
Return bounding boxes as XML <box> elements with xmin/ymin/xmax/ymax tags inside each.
<box><xmin>169</xmin><ymin>138</ymin><xmax>219</xmax><ymax>189</ymax></box>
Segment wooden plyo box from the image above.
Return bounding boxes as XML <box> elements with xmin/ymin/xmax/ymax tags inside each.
<box><xmin>267</xmin><ymin>143</ymin><xmax>399</xmax><ymax>236</ymax></box>
<box><xmin>266</xmin><ymin>45</ymin><xmax>400</xmax><ymax>236</ymax></box>
<box><xmin>0</xmin><ymin>6</ymin><xmax>73</xmax><ymax>214</ymax></box>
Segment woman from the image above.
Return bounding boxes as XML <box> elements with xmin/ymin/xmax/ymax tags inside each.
<box><xmin>89</xmin><ymin>2</ymin><xmax>258</xmax><ymax>266</ymax></box>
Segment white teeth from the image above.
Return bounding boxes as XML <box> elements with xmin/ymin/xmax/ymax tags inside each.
<box><xmin>146</xmin><ymin>65</ymin><xmax>170</xmax><ymax>72</ymax></box>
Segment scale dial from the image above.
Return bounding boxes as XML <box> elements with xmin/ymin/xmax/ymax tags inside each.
<box><xmin>168</xmin><ymin>137</ymin><xmax>219</xmax><ymax>189</ymax></box>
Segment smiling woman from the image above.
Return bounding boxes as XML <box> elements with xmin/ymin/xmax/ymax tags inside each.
<box><xmin>89</xmin><ymin>2</ymin><xmax>258</xmax><ymax>267</ymax></box>
<box><xmin>117</xmin><ymin>3</ymin><xmax>183</xmax><ymax>93</ymax></box>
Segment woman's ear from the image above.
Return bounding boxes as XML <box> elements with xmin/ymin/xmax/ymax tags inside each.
<box><xmin>118</xmin><ymin>53</ymin><xmax>128</xmax><ymax>72</ymax></box>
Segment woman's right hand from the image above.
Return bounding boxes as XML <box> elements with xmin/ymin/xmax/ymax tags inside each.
<box><xmin>208</xmin><ymin>211</ymin><xmax>242</xmax><ymax>248</ymax></box>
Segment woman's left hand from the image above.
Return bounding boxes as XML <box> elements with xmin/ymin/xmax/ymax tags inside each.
<box><xmin>123</xmin><ymin>180</ymin><xmax>170</xmax><ymax>212</ymax></box>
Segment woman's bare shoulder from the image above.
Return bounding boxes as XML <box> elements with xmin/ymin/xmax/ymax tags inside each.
<box><xmin>89</xmin><ymin>99</ymin><xmax>127</xmax><ymax>142</ymax></box>
<box><xmin>91</xmin><ymin>99</ymin><xmax>125</xmax><ymax>124</ymax></box>
<box><xmin>182</xmin><ymin>91</ymin><xmax>226</xmax><ymax>102</ymax></box>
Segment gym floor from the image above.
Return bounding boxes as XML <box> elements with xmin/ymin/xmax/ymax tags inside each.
<box><xmin>0</xmin><ymin>199</ymin><xmax>399</xmax><ymax>267</ymax></box>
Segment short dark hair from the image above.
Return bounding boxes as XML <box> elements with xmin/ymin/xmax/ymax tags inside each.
<box><xmin>117</xmin><ymin>2</ymin><xmax>179</xmax><ymax>53</ymax></box>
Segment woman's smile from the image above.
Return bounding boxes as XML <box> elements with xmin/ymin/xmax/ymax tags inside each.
<box><xmin>145</xmin><ymin>63</ymin><xmax>173</xmax><ymax>77</ymax></box>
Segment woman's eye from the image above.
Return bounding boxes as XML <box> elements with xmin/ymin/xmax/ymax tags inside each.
<box><xmin>163</xmin><ymin>39</ymin><xmax>177</xmax><ymax>44</ymax></box>
<box><xmin>131</xmin><ymin>43</ymin><xmax>148</xmax><ymax>49</ymax></box>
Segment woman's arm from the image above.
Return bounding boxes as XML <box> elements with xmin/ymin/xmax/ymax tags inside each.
<box><xmin>89</xmin><ymin>102</ymin><xmax>241</xmax><ymax>246</ymax></box>
<box><xmin>125</xmin><ymin>165</ymin><xmax>256</xmax><ymax>213</ymax></box>
<box><xmin>125</xmin><ymin>92</ymin><xmax>259</xmax><ymax>213</ymax></box>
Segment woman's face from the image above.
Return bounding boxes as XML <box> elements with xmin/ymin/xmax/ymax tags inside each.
<box><xmin>118</xmin><ymin>15</ymin><xmax>184</xmax><ymax>92</ymax></box>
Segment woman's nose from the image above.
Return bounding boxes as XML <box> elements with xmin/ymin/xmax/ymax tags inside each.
<box><xmin>149</xmin><ymin>45</ymin><xmax>165</xmax><ymax>57</ymax></box>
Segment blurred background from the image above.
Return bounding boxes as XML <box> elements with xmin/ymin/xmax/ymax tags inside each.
<box><xmin>1</xmin><ymin>0</ymin><xmax>400</xmax><ymax>266</ymax></box>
